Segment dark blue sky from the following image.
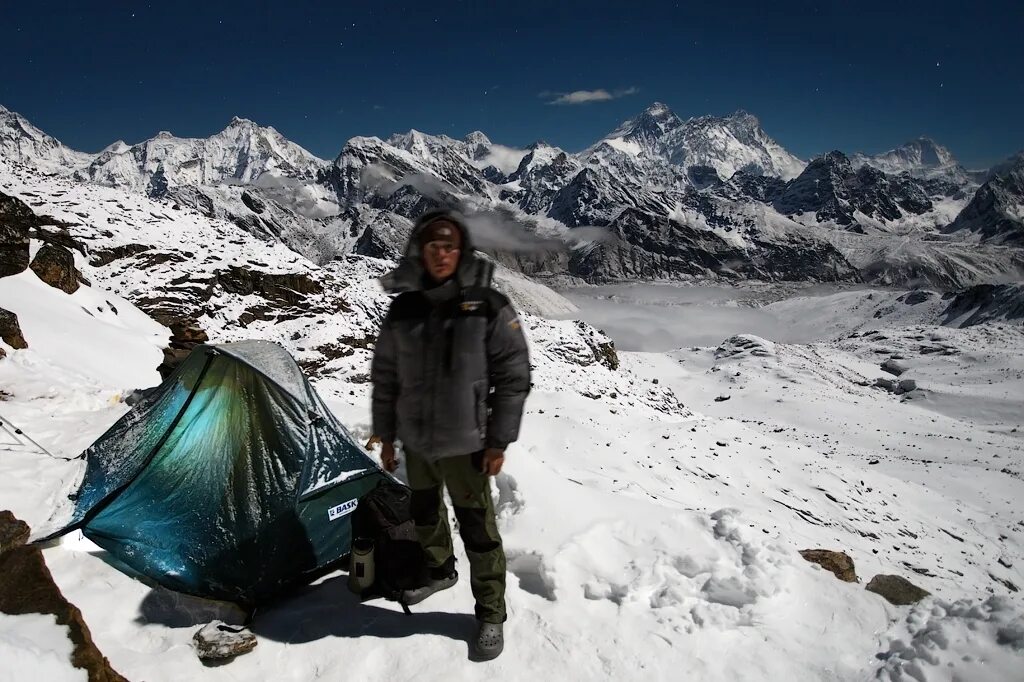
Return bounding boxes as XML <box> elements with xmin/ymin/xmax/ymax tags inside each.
<box><xmin>2</xmin><ymin>1</ymin><xmax>1022</xmax><ymax>167</ymax></box>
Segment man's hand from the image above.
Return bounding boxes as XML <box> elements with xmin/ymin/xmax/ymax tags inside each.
<box><xmin>481</xmin><ymin>448</ymin><xmax>505</xmax><ymax>476</ymax></box>
<box><xmin>380</xmin><ymin>441</ymin><xmax>399</xmax><ymax>472</ymax></box>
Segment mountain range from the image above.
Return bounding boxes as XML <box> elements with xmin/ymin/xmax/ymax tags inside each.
<box><xmin>2</xmin><ymin>102</ymin><xmax>1022</xmax><ymax>288</ymax></box>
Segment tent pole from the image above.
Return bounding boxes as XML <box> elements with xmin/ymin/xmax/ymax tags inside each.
<box><xmin>0</xmin><ymin>410</ymin><xmax>74</xmax><ymax>460</ymax></box>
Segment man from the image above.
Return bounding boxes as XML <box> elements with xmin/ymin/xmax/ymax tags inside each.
<box><xmin>370</xmin><ymin>209</ymin><xmax>531</xmax><ymax>661</ymax></box>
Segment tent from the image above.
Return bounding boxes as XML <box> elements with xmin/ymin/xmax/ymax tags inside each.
<box><xmin>43</xmin><ymin>340</ymin><xmax>388</xmax><ymax>605</ymax></box>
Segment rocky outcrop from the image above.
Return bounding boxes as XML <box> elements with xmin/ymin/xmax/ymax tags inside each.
<box><xmin>945</xmin><ymin>156</ymin><xmax>1024</xmax><ymax>245</ymax></box>
<box><xmin>0</xmin><ymin>307</ymin><xmax>28</xmax><ymax>350</ymax></box>
<box><xmin>30</xmin><ymin>243</ymin><xmax>84</xmax><ymax>294</ymax></box>
<box><xmin>799</xmin><ymin>549</ymin><xmax>858</xmax><ymax>582</ymax></box>
<box><xmin>89</xmin><ymin>243</ymin><xmax>152</xmax><ymax>267</ymax></box>
<box><xmin>773</xmin><ymin>151</ymin><xmax>934</xmax><ymax>229</ymax></box>
<box><xmin>154</xmin><ymin>316</ymin><xmax>209</xmax><ymax>380</ymax></box>
<box><xmin>216</xmin><ymin>266</ymin><xmax>323</xmax><ymax>305</ymax></box>
<box><xmin>941</xmin><ymin>283</ymin><xmax>1024</xmax><ymax>327</ymax></box>
<box><xmin>0</xmin><ymin>510</ymin><xmax>30</xmax><ymax>553</ymax></box>
<box><xmin>0</xmin><ymin>191</ymin><xmax>35</xmax><ymax>277</ymax></box>
<box><xmin>866</xmin><ymin>574</ymin><xmax>931</xmax><ymax>605</ymax></box>
<box><xmin>0</xmin><ymin>511</ymin><xmax>128</xmax><ymax>682</ymax></box>
<box><xmin>569</xmin><ymin>207</ymin><xmax>859</xmax><ymax>283</ymax></box>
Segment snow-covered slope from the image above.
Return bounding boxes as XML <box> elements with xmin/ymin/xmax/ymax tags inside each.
<box><xmin>2</xmin><ymin>153</ymin><xmax>1023</xmax><ymax>680</ymax></box>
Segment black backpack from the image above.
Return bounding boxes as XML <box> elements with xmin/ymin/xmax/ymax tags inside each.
<box><xmin>349</xmin><ymin>482</ymin><xmax>429</xmax><ymax>613</ymax></box>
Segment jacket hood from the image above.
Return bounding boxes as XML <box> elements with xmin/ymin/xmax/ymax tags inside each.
<box><xmin>380</xmin><ymin>209</ymin><xmax>494</xmax><ymax>293</ymax></box>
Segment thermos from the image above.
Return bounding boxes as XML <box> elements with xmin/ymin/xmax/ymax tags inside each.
<box><xmin>348</xmin><ymin>538</ymin><xmax>375</xmax><ymax>594</ymax></box>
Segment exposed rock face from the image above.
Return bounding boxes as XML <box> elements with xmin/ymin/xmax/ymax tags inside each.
<box><xmin>154</xmin><ymin>316</ymin><xmax>209</xmax><ymax>380</ymax></box>
<box><xmin>30</xmin><ymin>243</ymin><xmax>83</xmax><ymax>294</ymax></box>
<box><xmin>945</xmin><ymin>157</ymin><xmax>1024</xmax><ymax>245</ymax></box>
<box><xmin>569</xmin><ymin>207</ymin><xmax>858</xmax><ymax>283</ymax></box>
<box><xmin>0</xmin><ymin>307</ymin><xmax>28</xmax><ymax>349</ymax></box>
<box><xmin>0</xmin><ymin>191</ymin><xmax>35</xmax><ymax>277</ymax></box>
<box><xmin>216</xmin><ymin>266</ymin><xmax>323</xmax><ymax>305</ymax></box>
<box><xmin>866</xmin><ymin>574</ymin><xmax>931</xmax><ymax>605</ymax></box>
<box><xmin>941</xmin><ymin>283</ymin><xmax>1024</xmax><ymax>327</ymax></box>
<box><xmin>0</xmin><ymin>510</ymin><xmax>30</xmax><ymax>553</ymax></box>
<box><xmin>799</xmin><ymin>549</ymin><xmax>858</xmax><ymax>582</ymax></box>
<box><xmin>773</xmin><ymin>151</ymin><xmax>933</xmax><ymax>229</ymax></box>
<box><xmin>0</xmin><ymin>511</ymin><xmax>128</xmax><ymax>682</ymax></box>
<box><xmin>881</xmin><ymin>359</ymin><xmax>908</xmax><ymax>376</ymax></box>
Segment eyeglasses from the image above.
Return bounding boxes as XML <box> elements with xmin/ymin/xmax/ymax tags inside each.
<box><xmin>424</xmin><ymin>241</ymin><xmax>461</xmax><ymax>256</ymax></box>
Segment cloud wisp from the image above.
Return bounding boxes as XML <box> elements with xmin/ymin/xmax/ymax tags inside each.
<box><xmin>543</xmin><ymin>86</ymin><xmax>639</xmax><ymax>105</ymax></box>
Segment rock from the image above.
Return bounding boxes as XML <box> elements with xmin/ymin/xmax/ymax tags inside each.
<box><xmin>0</xmin><ymin>512</ymin><xmax>128</xmax><ymax>681</ymax></box>
<box><xmin>0</xmin><ymin>191</ymin><xmax>36</xmax><ymax>277</ymax></box>
<box><xmin>865</xmin><ymin>574</ymin><xmax>931</xmax><ymax>605</ymax></box>
<box><xmin>155</xmin><ymin>317</ymin><xmax>209</xmax><ymax>380</ymax></box>
<box><xmin>216</xmin><ymin>266</ymin><xmax>323</xmax><ymax>305</ymax></box>
<box><xmin>29</xmin><ymin>243</ymin><xmax>83</xmax><ymax>294</ymax></box>
<box><xmin>895</xmin><ymin>378</ymin><xmax>918</xmax><ymax>394</ymax></box>
<box><xmin>900</xmin><ymin>290</ymin><xmax>934</xmax><ymax>305</ymax></box>
<box><xmin>880</xmin><ymin>358</ymin><xmax>908</xmax><ymax>376</ymax></box>
<box><xmin>0</xmin><ymin>510</ymin><xmax>30</xmax><ymax>553</ymax></box>
<box><xmin>193</xmin><ymin>621</ymin><xmax>258</xmax><ymax>661</ymax></box>
<box><xmin>799</xmin><ymin>549</ymin><xmax>858</xmax><ymax>582</ymax></box>
<box><xmin>0</xmin><ymin>307</ymin><xmax>28</xmax><ymax>349</ymax></box>
<box><xmin>715</xmin><ymin>334</ymin><xmax>776</xmax><ymax>359</ymax></box>
<box><xmin>874</xmin><ymin>377</ymin><xmax>897</xmax><ymax>391</ymax></box>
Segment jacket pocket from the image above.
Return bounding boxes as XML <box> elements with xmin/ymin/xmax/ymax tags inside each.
<box><xmin>472</xmin><ymin>380</ymin><xmax>488</xmax><ymax>437</ymax></box>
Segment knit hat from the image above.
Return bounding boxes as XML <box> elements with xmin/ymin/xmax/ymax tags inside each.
<box><xmin>418</xmin><ymin>218</ymin><xmax>463</xmax><ymax>249</ymax></box>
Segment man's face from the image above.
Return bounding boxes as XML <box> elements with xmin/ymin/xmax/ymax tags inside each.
<box><xmin>421</xmin><ymin>221</ymin><xmax>462</xmax><ymax>282</ymax></box>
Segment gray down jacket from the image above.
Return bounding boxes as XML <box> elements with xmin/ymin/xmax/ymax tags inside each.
<box><xmin>370</xmin><ymin>210</ymin><xmax>531</xmax><ymax>460</ymax></box>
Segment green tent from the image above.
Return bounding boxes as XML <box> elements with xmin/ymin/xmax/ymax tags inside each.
<box><xmin>45</xmin><ymin>340</ymin><xmax>388</xmax><ymax>605</ymax></box>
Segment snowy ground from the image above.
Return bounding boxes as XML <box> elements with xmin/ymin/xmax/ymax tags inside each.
<box><xmin>1</xmin><ymin>162</ymin><xmax>1023</xmax><ymax>680</ymax></box>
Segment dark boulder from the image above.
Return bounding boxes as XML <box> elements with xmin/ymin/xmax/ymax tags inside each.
<box><xmin>866</xmin><ymin>574</ymin><xmax>931</xmax><ymax>605</ymax></box>
<box><xmin>0</xmin><ymin>307</ymin><xmax>28</xmax><ymax>350</ymax></box>
<box><xmin>30</xmin><ymin>243</ymin><xmax>83</xmax><ymax>294</ymax></box>
<box><xmin>799</xmin><ymin>549</ymin><xmax>858</xmax><ymax>582</ymax></box>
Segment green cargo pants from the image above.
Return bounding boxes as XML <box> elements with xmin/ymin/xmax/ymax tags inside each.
<box><xmin>405</xmin><ymin>450</ymin><xmax>507</xmax><ymax>623</ymax></box>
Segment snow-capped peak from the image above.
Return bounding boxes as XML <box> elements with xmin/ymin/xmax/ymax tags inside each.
<box><xmin>584</xmin><ymin>104</ymin><xmax>804</xmax><ymax>180</ymax></box>
<box><xmin>661</xmin><ymin>110</ymin><xmax>805</xmax><ymax>180</ymax></box>
<box><xmin>385</xmin><ymin>129</ymin><xmax>465</xmax><ymax>162</ymax></box>
<box><xmin>464</xmin><ymin>130</ymin><xmax>492</xmax><ymax>147</ymax></box>
<box><xmin>74</xmin><ymin>116</ymin><xmax>328</xmax><ymax>192</ymax></box>
<box><xmin>852</xmin><ymin>137</ymin><xmax>965</xmax><ymax>182</ymax></box>
<box><xmin>0</xmin><ymin>103</ymin><xmax>95</xmax><ymax>172</ymax></box>
<box><xmin>99</xmin><ymin>140</ymin><xmax>130</xmax><ymax>155</ymax></box>
<box><xmin>605</xmin><ymin>102</ymin><xmax>685</xmax><ymax>149</ymax></box>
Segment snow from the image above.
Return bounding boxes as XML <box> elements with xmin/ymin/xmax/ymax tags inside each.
<box><xmin>301</xmin><ymin>468</ymin><xmax>370</xmax><ymax>497</ymax></box>
<box><xmin>0</xmin><ymin>268</ymin><xmax>166</xmax><ymax>391</ymax></box>
<box><xmin>603</xmin><ymin>136</ymin><xmax>643</xmax><ymax>157</ymax></box>
<box><xmin>1</xmin><ymin>159</ymin><xmax>1022</xmax><ymax>681</ymax></box>
<box><xmin>0</xmin><ymin>613</ymin><xmax>85</xmax><ymax>682</ymax></box>
<box><xmin>877</xmin><ymin>596</ymin><xmax>1024</xmax><ymax>681</ymax></box>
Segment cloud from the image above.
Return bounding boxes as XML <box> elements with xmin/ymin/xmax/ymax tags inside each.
<box><xmin>545</xmin><ymin>86</ymin><xmax>639</xmax><ymax>105</ymax></box>
<box><xmin>358</xmin><ymin>164</ymin><xmax>617</xmax><ymax>254</ymax></box>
